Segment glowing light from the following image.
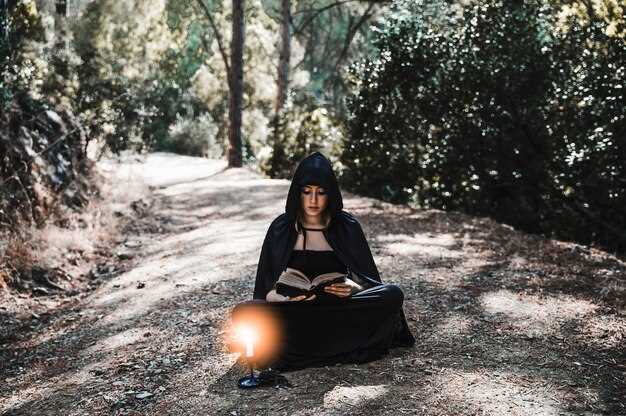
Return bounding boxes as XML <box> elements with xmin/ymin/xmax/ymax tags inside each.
<box><xmin>228</xmin><ymin>304</ymin><xmax>283</xmax><ymax>368</ymax></box>
<box><xmin>236</xmin><ymin>325</ymin><xmax>259</xmax><ymax>358</ymax></box>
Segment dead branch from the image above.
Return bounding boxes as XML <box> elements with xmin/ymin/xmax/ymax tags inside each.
<box><xmin>293</xmin><ymin>0</ymin><xmax>384</xmax><ymax>36</ymax></box>
<box><xmin>196</xmin><ymin>0</ymin><xmax>232</xmax><ymax>84</ymax></box>
<box><xmin>333</xmin><ymin>2</ymin><xmax>375</xmax><ymax>70</ymax></box>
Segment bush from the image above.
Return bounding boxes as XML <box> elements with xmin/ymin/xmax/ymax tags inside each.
<box><xmin>1</xmin><ymin>1</ymin><xmax>95</xmax><ymax>229</ymax></box>
<box><xmin>262</xmin><ymin>93</ymin><xmax>346</xmax><ymax>178</ymax></box>
<box><xmin>342</xmin><ymin>0</ymin><xmax>626</xmax><ymax>253</ymax></box>
<box><xmin>166</xmin><ymin>112</ymin><xmax>222</xmax><ymax>157</ymax></box>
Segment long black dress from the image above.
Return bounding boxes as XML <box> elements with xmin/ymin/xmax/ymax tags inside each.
<box><xmin>232</xmin><ymin>244</ymin><xmax>408</xmax><ymax>371</ymax></box>
<box><xmin>231</xmin><ymin>151</ymin><xmax>415</xmax><ymax>371</ymax></box>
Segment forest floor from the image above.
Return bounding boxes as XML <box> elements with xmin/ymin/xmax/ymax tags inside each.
<box><xmin>1</xmin><ymin>152</ymin><xmax>625</xmax><ymax>416</ymax></box>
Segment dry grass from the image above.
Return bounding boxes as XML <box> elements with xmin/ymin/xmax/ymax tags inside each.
<box><xmin>1</xmin><ymin>200</ymin><xmax>118</xmax><ymax>275</ymax></box>
<box><xmin>1</xmin><ymin>230</ymin><xmax>40</xmax><ymax>274</ymax></box>
<box><xmin>0</xmin><ymin>159</ymin><xmax>150</xmax><ymax>317</ymax></box>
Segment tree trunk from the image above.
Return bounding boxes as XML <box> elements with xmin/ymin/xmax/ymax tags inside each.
<box><xmin>228</xmin><ymin>0</ymin><xmax>244</xmax><ymax>168</ymax></box>
<box><xmin>268</xmin><ymin>0</ymin><xmax>291</xmax><ymax>178</ymax></box>
<box><xmin>275</xmin><ymin>0</ymin><xmax>291</xmax><ymax>115</ymax></box>
<box><xmin>1</xmin><ymin>0</ymin><xmax>8</xmax><ymax>42</ymax></box>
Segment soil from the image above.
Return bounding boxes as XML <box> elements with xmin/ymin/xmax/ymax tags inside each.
<box><xmin>1</xmin><ymin>152</ymin><xmax>624</xmax><ymax>416</ymax></box>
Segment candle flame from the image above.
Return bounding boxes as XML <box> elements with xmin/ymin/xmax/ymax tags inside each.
<box><xmin>236</xmin><ymin>325</ymin><xmax>258</xmax><ymax>358</ymax></box>
<box><xmin>228</xmin><ymin>304</ymin><xmax>283</xmax><ymax>368</ymax></box>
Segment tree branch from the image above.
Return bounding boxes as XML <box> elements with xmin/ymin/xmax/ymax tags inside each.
<box><xmin>333</xmin><ymin>2</ymin><xmax>375</xmax><ymax>70</ymax></box>
<box><xmin>195</xmin><ymin>0</ymin><xmax>231</xmax><ymax>82</ymax></box>
<box><xmin>293</xmin><ymin>0</ymin><xmax>366</xmax><ymax>36</ymax></box>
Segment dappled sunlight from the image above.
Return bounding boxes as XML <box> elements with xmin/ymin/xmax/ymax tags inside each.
<box><xmin>87</xmin><ymin>160</ymin><xmax>289</xmax><ymax>326</ymax></box>
<box><xmin>285</xmin><ymin>384</ymin><xmax>391</xmax><ymax>415</ymax></box>
<box><xmin>431</xmin><ymin>369</ymin><xmax>567</xmax><ymax>415</ymax></box>
<box><xmin>323</xmin><ymin>384</ymin><xmax>389</xmax><ymax>410</ymax></box>
<box><xmin>480</xmin><ymin>289</ymin><xmax>598</xmax><ymax>336</ymax></box>
<box><xmin>91</xmin><ymin>257</ymin><xmax>221</xmax><ymax>323</ymax></box>
<box><xmin>8</xmin><ymin>154</ymin><xmax>626</xmax><ymax>416</ymax></box>
<box><xmin>153</xmin><ymin>352</ymin><xmax>239</xmax><ymax>398</ymax></box>
<box><xmin>575</xmin><ymin>315</ymin><xmax>626</xmax><ymax>350</ymax></box>
<box><xmin>507</xmin><ymin>254</ymin><xmax>531</xmax><ymax>269</ymax></box>
<box><xmin>435</xmin><ymin>313</ymin><xmax>474</xmax><ymax>338</ymax></box>
<box><xmin>99</xmin><ymin>153</ymin><xmax>229</xmax><ymax>188</ymax></box>
<box><xmin>140</xmin><ymin>219</ymin><xmax>269</xmax><ymax>260</ymax></box>
<box><xmin>459</xmin><ymin>254</ymin><xmax>494</xmax><ymax>272</ymax></box>
<box><xmin>82</xmin><ymin>328</ymin><xmax>148</xmax><ymax>355</ymax></box>
<box><xmin>2</xmin><ymin>353</ymin><xmax>120</xmax><ymax>412</ymax></box>
<box><xmin>3</xmin><ymin>326</ymin><xmax>223</xmax><ymax>414</ymax></box>
<box><xmin>89</xmin><ymin>218</ymin><xmax>267</xmax><ymax>324</ymax></box>
<box><xmin>378</xmin><ymin>233</ymin><xmax>462</xmax><ymax>259</ymax></box>
<box><xmin>1</xmin><ymin>384</ymin><xmax>56</xmax><ymax>412</ymax></box>
<box><xmin>161</xmin><ymin>176</ymin><xmax>289</xmax><ymax>195</ymax></box>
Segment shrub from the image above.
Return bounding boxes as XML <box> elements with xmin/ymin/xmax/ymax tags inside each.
<box><xmin>166</xmin><ymin>112</ymin><xmax>222</xmax><ymax>157</ymax></box>
<box><xmin>342</xmin><ymin>0</ymin><xmax>626</xmax><ymax>253</ymax></box>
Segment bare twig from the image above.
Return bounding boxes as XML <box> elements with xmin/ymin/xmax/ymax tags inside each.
<box><xmin>13</xmin><ymin>171</ymin><xmax>36</xmax><ymax>225</ymax></box>
<box><xmin>293</xmin><ymin>0</ymin><xmax>363</xmax><ymax>35</ymax></box>
<box><xmin>195</xmin><ymin>0</ymin><xmax>231</xmax><ymax>83</ymax></box>
<box><xmin>333</xmin><ymin>2</ymin><xmax>376</xmax><ymax>70</ymax></box>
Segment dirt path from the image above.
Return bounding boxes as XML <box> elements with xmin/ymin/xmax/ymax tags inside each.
<box><xmin>1</xmin><ymin>153</ymin><xmax>625</xmax><ymax>416</ymax></box>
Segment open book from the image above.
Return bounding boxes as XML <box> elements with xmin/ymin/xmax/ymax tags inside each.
<box><xmin>275</xmin><ymin>267</ymin><xmax>346</xmax><ymax>298</ymax></box>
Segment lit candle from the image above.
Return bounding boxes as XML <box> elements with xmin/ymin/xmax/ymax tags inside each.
<box><xmin>245</xmin><ymin>338</ymin><xmax>254</xmax><ymax>358</ymax></box>
<box><xmin>237</xmin><ymin>325</ymin><xmax>257</xmax><ymax>358</ymax></box>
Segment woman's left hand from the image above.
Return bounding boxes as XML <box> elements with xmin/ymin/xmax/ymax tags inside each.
<box><xmin>324</xmin><ymin>281</ymin><xmax>360</xmax><ymax>298</ymax></box>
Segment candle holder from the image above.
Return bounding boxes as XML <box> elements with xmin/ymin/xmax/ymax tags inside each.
<box><xmin>236</xmin><ymin>324</ymin><xmax>260</xmax><ymax>389</ymax></box>
<box><xmin>237</xmin><ymin>361</ymin><xmax>260</xmax><ymax>389</ymax></box>
<box><xmin>231</xmin><ymin>308</ymin><xmax>284</xmax><ymax>389</ymax></box>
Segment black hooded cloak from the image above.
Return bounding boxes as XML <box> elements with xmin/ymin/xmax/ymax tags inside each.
<box><xmin>253</xmin><ymin>151</ymin><xmax>386</xmax><ymax>300</ymax></box>
<box><xmin>250</xmin><ymin>152</ymin><xmax>415</xmax><ymax>356</ymax></box>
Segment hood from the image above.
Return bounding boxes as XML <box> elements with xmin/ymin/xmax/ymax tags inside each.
<box><xmin>285</xmin><ymin>151</ymin><xmax>343</xmax><ymax>222</ymax></box>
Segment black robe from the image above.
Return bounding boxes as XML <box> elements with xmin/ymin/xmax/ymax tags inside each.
<box><xmin>246</xmin><ymin>151</ymin><xmax>415</xmax><ymax>369</ymax></box>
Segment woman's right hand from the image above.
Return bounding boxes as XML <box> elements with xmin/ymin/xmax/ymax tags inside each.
<box><xmin>289</xmin><ymin>294</ymin><xmax>316</xmax><ymax>302</ymax></box>
<box><xmin>266</xmin><ymin>289</ymin><xmax>315</xmax><ymax>302</ymax></box>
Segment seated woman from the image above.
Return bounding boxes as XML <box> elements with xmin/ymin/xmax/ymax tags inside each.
<box><xmin>232</xmin><ymin>152</ymin><xmax>415</xmax><ymax>371</ymax></box>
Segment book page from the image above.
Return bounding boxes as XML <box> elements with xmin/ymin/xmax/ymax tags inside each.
<box><xmin>278</xmin><ymin>268</ymin><xmax>312</xmax><ymax>290</ymax></box>
<box><xmin>310</xmin><ymin>272</ymin><xmax>346</xmax><ymax>287</ymax></box>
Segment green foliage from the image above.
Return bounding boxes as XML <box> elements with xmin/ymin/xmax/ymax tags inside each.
<box><xmin>0</xmin><ymin>1</ymin><xmax>44</xmax><ymax>111</ymax></box>
<box><xmin>263</xmin><ymin>93</ymin><xmax>345</xmax><ymax>178</ymax></box>
<box><xmin>343</xmin><ymin>0</ymin><xmax>626</xmax><ymax>252</ymax></box>
<box><xmin>71</xmin><ymin>0</ymin><xmax>208</xmax><ymax>154</ymax></box>
<box><xmin>281</xmin><ymin>0</ymin><xmax>384</xmax><ymax>116</ymax></box>
<box><xmin>166</xmin><ymin>112</ymin><xmax>222</xmax><ymax>157</ymax></box>
<box><xmin>0</xmin><ymin>1</ymin><xmax>96</xmax><ymax>229</ymax></box>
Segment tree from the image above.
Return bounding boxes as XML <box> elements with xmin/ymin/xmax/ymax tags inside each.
<box><xmin>343</xmin><ymin>0</ymin><xmax>626</xmax><ymax>253</ymax></box>
<box><xmin>266</xmin><ymin>0</ymin><xmax>388</xmax><ymax>177</ymax></box>
<box><xmin>228</xmin><ymin>0</ymin><xmax>245</xmax><ymax>167</ymax></box>
<box><xmin>275</xmin><ymin>0</ymin><xmax>291</xmax><ymax>116</ymax></box>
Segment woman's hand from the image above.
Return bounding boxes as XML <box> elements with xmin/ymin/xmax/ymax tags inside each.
<box><xmin>266</xmin><ymin>289</ymin><xmax>316</xmax><ymax>302</ymax></box>
<box><xmin>324</xmin><ymin>279</ymin><xmax>362</xmax><ymax>298</ymax></box>
<box><xmin>289</xmin><ymin>294</ymin><xmax>316</xmax><ymax>302</ymax></box>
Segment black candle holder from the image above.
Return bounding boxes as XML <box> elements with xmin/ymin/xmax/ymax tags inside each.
<box><xmin>237</xmin><ymin>362</ymin><xmax>260</xmax><ymax>389</ymax></box>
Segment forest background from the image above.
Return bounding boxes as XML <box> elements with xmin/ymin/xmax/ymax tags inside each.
<box><xmin>1</xmin><ymin>0</ymin><xmax>625</xmax><ymax>291</ymax></box>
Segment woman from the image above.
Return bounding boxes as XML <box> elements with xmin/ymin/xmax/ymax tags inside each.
<box><xmin>232</xmin><ymin>152</ymin><xmax>414</xmax><ymax>371</ymax></box>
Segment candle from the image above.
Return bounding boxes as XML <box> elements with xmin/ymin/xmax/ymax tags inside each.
<box><xmin>237</xmin><ymin>325</ymin><xmax>257</xmax><ymax>358</ymax></box>
<box><xmin>245</xmin><ymin>338</ymin><xmax>254</xmax><ymax>358</ymax></box>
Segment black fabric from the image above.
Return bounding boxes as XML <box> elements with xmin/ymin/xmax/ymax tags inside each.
<box><xmin>287</xmin><ymin>250</ymin><xmax>347</xmax><ymax>280</ymax></box>
<box><xmin>253</xmin><ymin>151</ymin><xmax>386</xmax><ymax>299</ymax></box>
<box><xmin>233</xmin><ymin>284</ymin><xmax>409</xmax><ymax>371</ymax></box>
<box><xmin>248</xmin><ymin>151</ymin><xmax>415</xmax><ymax>368</ymax></box>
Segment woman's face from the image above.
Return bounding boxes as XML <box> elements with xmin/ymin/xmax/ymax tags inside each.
<box><xmin>300</xmin><ymin>185</ymin><xmax>329</xmax><ymax>220</ymax></box>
